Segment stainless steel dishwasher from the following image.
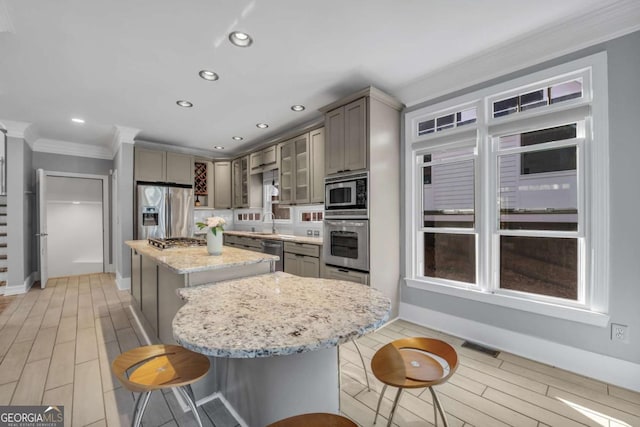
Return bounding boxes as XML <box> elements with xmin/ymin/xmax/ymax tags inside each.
<box><xmin>261</xmin><ymin>240</ymin><xmax>284</xmax><ymax>271</ymax></box>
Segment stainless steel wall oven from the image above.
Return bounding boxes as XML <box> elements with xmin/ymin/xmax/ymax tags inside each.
<box><xmin>323</xmin><ymin>219</ymin><xmax>369</xmax><ymax>272</ymax></box>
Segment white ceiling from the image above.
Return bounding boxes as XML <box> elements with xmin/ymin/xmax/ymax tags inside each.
<box><xmin>0</xmin><ymin>0</ymin><xmax>634</xmax><ymax>156</ymax></box>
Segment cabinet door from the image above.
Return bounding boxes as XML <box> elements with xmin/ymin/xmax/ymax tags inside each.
<box><xmin>166</xmin><ymin>152</ymin><xmax>194</xmax><ymax>185</ymax></box>
<box><xmin>240</xmin><ymin>155</ymin><xmax>249</xmax><ymax>206</ymax></box>
<box><xmin>131</xmin><ymin>250</ymin><xmax>141</xmax><ymax>309</ymax></box>
<box><xmin>232</xmin><ymin>159</ymin><xmax>242</xmax><ymax>208</ymax></box>
<box><xmin>293</xmin><ymin>133</ymin><xmax>310</xmax><ymax>204</ymax></box>
<box><xmin>140</xmin><ymin>257</ymin><xmax>158</xmax><ymax>337</ymax></box>
<box><xmin>284</xmin><ymin>252</ymin><xmax>299</xmax><ymax>276</ymax></box>
<box><xmin>279</xmin><ymin>140</ymin><xmax>295</xmax><ymax>204</ymax></box>
<box><xmin>309</xmin><ymin>127</ymin><xmax>325</xmax><ymax>203</ymax></box>
<box><xmin>250</xmin><ymin>151</ymin><xmax>263</xmax><ymax>174</ymax></box>
<box><xmin>135</xmin><ymin>148</ymin><xmax>166</xmax><ymax>182</ymax></box>
<box><xmin>262</xmin><ymin>146</ymin><xmax>278</xmax><ymax>172</ymax></box>
<box><xmin>300</xmin><ymin>256</ymin><xmax>320</xmax><ymax>278</ymax></box>
<box><xmin>343</xmin><ymin>97</ymin><xmax>367</xmax><ymax>172</ymax></box>
<box><xmin>214</xmin><ymin>162</ymin><xmax>231</xmax><ymax>208</ymax></box>
<box><xmin>325</xmin><ymin>107</ymin><xmax>345</xmax><ymax>175</ymax></box>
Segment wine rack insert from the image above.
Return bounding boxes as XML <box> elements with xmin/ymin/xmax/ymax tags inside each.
<box><xmin>194</xmin><ymin>162</ymin><xmax>208</xmax><ymax>195</ymax></box>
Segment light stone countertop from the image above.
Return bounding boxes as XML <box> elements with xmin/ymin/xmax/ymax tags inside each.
<box><xmin>172</xmin><ymin>272</ymin><xmax>391</xmax><ymax>358</ymax></box>
<box><xmin>222</xmin><ymin>230</ymin><xmax>323</xmax><ymax>246</ymax></box>
<box><xmin>125</xmin><ymin>240</ymin><xmax>278</xmax><ymax>274</ymax></box>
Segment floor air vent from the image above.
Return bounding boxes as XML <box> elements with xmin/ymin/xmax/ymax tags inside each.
<box><xmin>461</xmin><ymin>341</ymin><xmax>500</xmax><ymax>358</ymax></box>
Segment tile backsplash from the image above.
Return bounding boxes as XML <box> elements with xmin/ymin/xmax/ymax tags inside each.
<box><xmin>194</xmin><ymin>205</ymin><xmax>324</xmax><ymax>238</ymax></box>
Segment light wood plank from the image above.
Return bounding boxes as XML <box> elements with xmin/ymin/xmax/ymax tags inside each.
<box><xmin>95</xmin><ymin>314</ymin><xmax>117</xmax><ymax>344</ymax></box>
<box><xmin>86</xmin><ymin>420</ymin><xmax>106</xmax><ymax>427</ymax></box>
<box><xmin>46</xmin><ymin>341</ymin><xmax>76</xmax><ymax>390</ymax></box>
<box><xmin>11</xmin><ymin>358</ymin><xmax>50</xmax><ymax>405</ymax></box>
<box><xmin>461</xmin><ymin>357</ymin><xmax>548</xmax><ymax>394</ymax></box>
<box><xmin>41</xmin><ymin>304</ymin><xmax>63</xmax><ymax>329</ymax></box>
<box><xmin>340</xmin><ymin>391</ymin><xmax>389</xmax><ymax>427</ymax></box>
<box><xmin>42</xmin><ymin>384</ymin><xmax>73</xmax><ymax>427</ymax></box>
<box><xmin>109</xmin><ymin>307</ymin><xmax>130</xmax><ymax>331</ymax></box>
<box><xmin>14</xmin><ymin>315</ymin><xmax>43</xmax><ymax>343</ymax></box>
<box><xmin>56</xmin><ymin>315</ymin><xmax>77</xmax><ymax>344</ymax></box>
<box><xmin>77</xmin><ymin>306</ymin><xmax>95</xmax><ymax>329</ymax></box>
<box><xmin>609</xmin><ymin>384</ymin><xmax>640</xmax><ymax>405</ymax></box>
<box><xmin>98</xmin><ymin>339</ymin><xmax>121</xmax><ymax>393</ymax></box>
<box><xmin>547</xmin><ymin>387</ymin><xmax>640</xmax><ymax>426</ymax></box>
<box><xmin>73</xmin><ymin>359</ymin><xmax>104</xmax><ymax>426</ymax></box>
<box><xmin>75</xmin><ymin>327</ymin><xmax>98</xmax><ymax>364</ymax></box>
<box><xmin>0</xmin><ymin>340</ymin><xmax>33</xmax><ymax>384</ymax></box>
<box><xmin>115</xmin><ymin>327</ymin><xmax>140</xmax><ymax>353</ymax></box>
<box><xmin>28</xmin><ymin>326</ymin><xmax>57</xmax><ymax>362</ymax></box>
<box><xmin>103</xmin><ymin>386</ymin><xmax>134</xmax><ymax>427</ymax></box>
<box><xmin>0</xmin><ymin>381</ymin><xmax>16</xmax><ymax>405</ymax></box>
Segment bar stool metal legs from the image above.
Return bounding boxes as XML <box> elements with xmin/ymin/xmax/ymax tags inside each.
<box><xmin>352</xmin><ymin>339</ymin><xmax>370</xmax><ymax>391</ymax></box>
<box><xmin>178</xmin><ymin>385</ymin><xmax>204</xmax><ymax>427</ymax></box>
<box><xmin>132</xmin><ymin>391</ymin><xmax>151</xmax><ymax>427</ymax></box>
<box><xmin>429</xmin><ymin>386</ymin><xmax>450</xmax><ymax>427</ymax></box>
<box><xmin>373</xmin><ymin>384</ymin><xmax>387</xmax><ymax>424</ymax></box>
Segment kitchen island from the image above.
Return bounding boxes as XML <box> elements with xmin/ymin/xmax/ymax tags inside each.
<box><xmin>173</xmin><ymin>272</ymin><xmax>390</xmax><ymax>426</ymax></box>
<box><xmin>125</xmin><ymin>240</ymin><xmax>278</xmax><ymax>343</ymax></box>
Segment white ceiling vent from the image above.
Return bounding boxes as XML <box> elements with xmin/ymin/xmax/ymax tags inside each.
<box><xmin>0</xmin><ymin>0</ymin><xmax>15</xmax><ymax>33</ymax></box>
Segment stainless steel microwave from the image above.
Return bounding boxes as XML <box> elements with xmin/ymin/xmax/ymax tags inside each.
<box><xmin>324</xmin><ymin>171</ymin><xmax>368</xmax><ymax>218</ymax></box>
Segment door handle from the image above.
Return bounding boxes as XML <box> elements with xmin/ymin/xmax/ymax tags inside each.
<box><xmin>35</xmin><ymin>233</ymin><xmax>48</xmax><ymax>237</ymax></box>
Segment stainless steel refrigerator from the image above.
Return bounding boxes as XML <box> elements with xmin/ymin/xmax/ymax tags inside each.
<box><xmin>136</xmin><ymin>183</ymin><xmax>194</xmax><ymax>239</ymax></box>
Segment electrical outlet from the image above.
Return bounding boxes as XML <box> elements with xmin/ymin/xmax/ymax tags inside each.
<box><xmin>306</xmin><ymin>229</ymin><xmax>313</xmax><ymax>236</ymax></box>
<box><xmin>611</xmin><ymin>323</ymin><xmax>629</xmax><ymax>343</ymax></box>
<box><xmin>313</xmin><ymin>230</ymin><xmax>320</xmax><ymax>237</ymax></box>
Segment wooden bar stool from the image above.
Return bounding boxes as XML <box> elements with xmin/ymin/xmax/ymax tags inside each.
<box><xmin>266</xmin><ymin>413</ymin><xmax>357</xmax><ymax>427</ymax></box>
<box><xmin>371</xmin><ymin>337</ymin><xmax>458</xmax><ymax>427</ymax></box>
<box><xmin>111</xmin><ymin>344</ymin><xmax>210</xmax><ymax>427</ymax></box>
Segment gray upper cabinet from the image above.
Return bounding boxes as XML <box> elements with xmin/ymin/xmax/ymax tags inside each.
<box><xmin>135</xmin><ymin>147</ymin><xmax>166</xmax><ymax>182</ymax></box>
<box><xmin>232</xmin><ymin>155</ymin><xmax>261</xmax><ymax>208</ymax></box>
<box><xmin>134</xmin><ymin>147</ymin><xmax>193</xmax><ymax>184</ymax></box>
<box><xmin>166</xmin><ymin>152</ymin><xmax>193</xmax><ymax>185</ymax></box>
<box><xmin>309</xmin><ymin>127</ymin><xmax>325</xmax><ymax>203</ymax></box>
<box><xmin>250</xmin><ymin>145</ymin><xmax>278</xmax><ymax>175</ymax></box>
<box><xmin>214</xmin><ymin>161</ymin><xmax>232</xmax><ymax>209</ymax></box>
<box><xmin>279</xmin><ymin>133</ymin><xmax>310</xmax><ymax>205</ymax></box>
<box><xmin>324</xmin><ymin>97</ymin><xmax>367</xmax><ymax>175</ymax></box>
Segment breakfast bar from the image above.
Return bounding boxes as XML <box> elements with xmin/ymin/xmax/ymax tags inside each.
<box><xmin>125</xmin><ymin>240</ymin><xmax>279</xmax><ymax>343</ymax></box>
<box><xmin>173</xmin><ymin>272</ymin><xmax>391</xmax><ymax>426</ymax></box>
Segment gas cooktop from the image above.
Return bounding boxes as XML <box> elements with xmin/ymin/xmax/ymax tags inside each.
<box><xmin>148</xmin><ymin>237</ymin><xmax>206</xmax><ymax>249</ymax></box>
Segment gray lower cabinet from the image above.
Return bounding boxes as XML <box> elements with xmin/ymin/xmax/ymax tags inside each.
<box><xmin>157</xmin><ymin>266</ymin><xmax>186</xmax><ymax>345</ymax></box>
<box><xmin>140</xmin><ymin>257</ymin><xmax>158</xmax><ymax>337</ymax></box>
<box><xmin>283</xmin><ymin>242</ymin><xmax>320</xmax><ymax>278</ymax></box>
<box><xmin>131</xmin><ymin>250</ymin><xmax>142</xmax><ymax>310</ymax></box>
<box><xmin>324</xmin><ymin>265</ymin><xmax>369</xmax><ymax>285</ymax></box>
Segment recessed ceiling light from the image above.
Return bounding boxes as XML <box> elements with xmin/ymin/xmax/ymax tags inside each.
<box><xmin>176</xmin><ymin>100</ymin><xmax>193</xmax><ymax>108</ymax></box>
<box><xmin>199</xmin><ymin>70</ymin><xmax>219</xmax><ymax>81</ymax></box>
<box><xmin>256</xmin><ymin>123</ymin><xmax>269</xmax><ymax>129</ymax></box>
<box><xmin>291</xmin><ymin>105</ymin><xmax>305</xmax><ymax>112</ymax></box>
<box><xmin>232</xmin><ymin>136</ymin><xmax>243</xmax><ymax>141</ymax></box>
<box><xmin>71</xmin><ymin>118</ymin><xmax>85</xmax><ymax>124</ymax></box>
<box><xmin>229</xmin><ymin>31</ymin><xmax>253</xmax><ymax>47</ymax></box>
<box><xmin>214</xmin><ymin>146</ymin><xmax>225</xmax><ymax>150</ymax></box>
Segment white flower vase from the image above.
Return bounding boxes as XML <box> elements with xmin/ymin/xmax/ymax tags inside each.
<box><xmin>206</xmin><ymin>229</ymin><xmax>223</xmax><ymax>255</ymax></box>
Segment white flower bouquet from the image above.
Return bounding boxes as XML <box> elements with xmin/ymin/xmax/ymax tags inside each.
<box><xmin>196</xmin><ymin>216</ymin><xmax>226</xmax><ymax>236</ymax></box>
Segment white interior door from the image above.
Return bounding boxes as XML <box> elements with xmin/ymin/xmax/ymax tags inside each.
<box><xmin>36</xmin><ymin>168</ymin><xmax>48</xmax><ymax>288</ymax></box>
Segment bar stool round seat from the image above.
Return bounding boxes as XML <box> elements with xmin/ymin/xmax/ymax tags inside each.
<box><xmin>266</xmin><ymin>413</ymin><xmax>357</xmax><ymax>427</ymax></box>
<box><xmin>371</xmin><ymin>337</ymin><xmax>458</xmax><ymax>427</ymax></box>
<box><xmin>111</xmin><ymin>344</ymin><xmax>210</xmax><ymax>427</ymax></box>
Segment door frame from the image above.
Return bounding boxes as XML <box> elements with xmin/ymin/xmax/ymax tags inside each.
<box><xmin>41</xmin><ymin>170</ymin><xmax>112</xmax><ymax>275</ymax></box>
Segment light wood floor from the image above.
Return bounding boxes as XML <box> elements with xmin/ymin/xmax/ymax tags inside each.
<box><xmin>0</xmin><ymin>274</ymin><xmax>239</xmax><ymax>427</ymax></box>
<box><xmin>0</xmin><ymin>274</ymin><xmax>638</xmax><ymax>427</ymax></box>
<box><xmin>341</xmin><ymin>321</ymin><xmax>640</xmax><ymax>427</ymax></box>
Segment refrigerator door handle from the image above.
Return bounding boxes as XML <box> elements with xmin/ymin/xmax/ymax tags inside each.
<box><xmin>166</xmin><ymin>190</ymin><xmax>172</xmax><ymax>237</ymax></box>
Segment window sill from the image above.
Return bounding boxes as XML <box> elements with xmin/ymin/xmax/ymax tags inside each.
<box><xmin>404</xmin><ymin>278</ymin><xmax>609</xmax><ymax>327</ymax></box>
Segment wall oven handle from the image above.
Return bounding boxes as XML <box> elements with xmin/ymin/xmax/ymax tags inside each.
<box><xmin>325</xmin><ymin>220</ymin><xmax>365</xmax><ymax>227</ymax></box>
<box><xmin>337</xmin><ymin>268</ymin><xmax>351</xmax><ymax>273</ymax></box>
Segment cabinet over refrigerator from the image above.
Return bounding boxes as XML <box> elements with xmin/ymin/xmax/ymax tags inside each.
<box><xmin>136</xmin><ymin>182</ymin><xmax>194</xmax><ymax>239</ymax></box>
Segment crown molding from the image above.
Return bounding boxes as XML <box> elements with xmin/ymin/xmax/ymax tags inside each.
<box><xmin>33</xmin><ymin>138</ymin><xmax>113</xmax><ymax>160</ymax></box>
<box><xmin>0</xmin><ymin>119</ymin><xmax>32</xmax><ymax>140</ymax></box>
<box><xmin>110</xmin><ymin>125</ymin><xmax>140</xmax><ymax>158</ymax></box>
<box><xmin>396</xmin><ymin>0</ymin><xmax>640</xmax><ymax>107</ymax></box>
<box><xmin>134</xmin><ymin>139</ymin><xmax>222</xmax><ymax>159</ymax></box>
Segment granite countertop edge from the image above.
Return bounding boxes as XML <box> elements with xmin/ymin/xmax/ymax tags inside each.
<box><xmin>125</xmin><ymin>240</ymin><xmax>278</xmax><ymax>274</ymax></box>
<box><xmin>222</xmin><ymin>231</ymin><xmax>323</xmax><ymax>246</ymax></box>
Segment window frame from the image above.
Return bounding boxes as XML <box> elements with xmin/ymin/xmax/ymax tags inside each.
<box><xmin>403</xmin><ymin>52</ymin><xmax>610</xmax><ymax>326</ymax></box>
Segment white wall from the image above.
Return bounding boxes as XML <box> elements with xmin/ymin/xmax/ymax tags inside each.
<box><xmin>47</xmin><ymin>202</ymin><xmax>103</xmax><ymax>277</ymax></box>
<box><xmin>46</xmin><ymin>176</ymin><xmax>103</xmax><ymax>278</ymax></box>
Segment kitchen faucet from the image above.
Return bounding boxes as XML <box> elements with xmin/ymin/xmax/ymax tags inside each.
<box><xmin>262</xmin><ymin>211</ymin><xmax>276</xmax><ymax>234</ymax></box>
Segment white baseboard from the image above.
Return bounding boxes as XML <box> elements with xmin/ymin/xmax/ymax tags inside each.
<box><xmin>115</xmin><ymin>273</ymin><xmax>130</xmax><ymax>291</ymax></box>
<box><xmin>4</xmin><ymin>271</ymin><xmax>36</xmax><ymax>295</ymax></box>
<box><xmin>400</xmin><ymin>302</ymin><xmax>640</xmax><ymax>393</ymax></box>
